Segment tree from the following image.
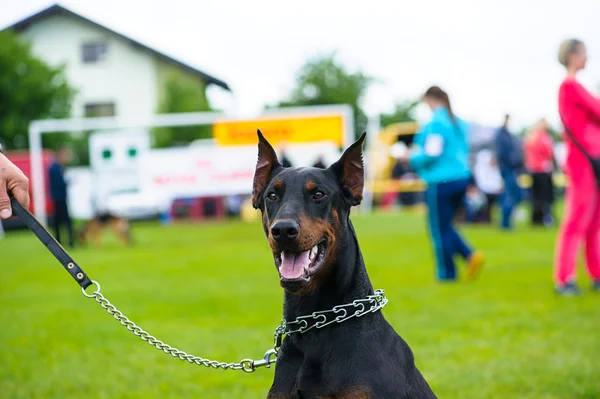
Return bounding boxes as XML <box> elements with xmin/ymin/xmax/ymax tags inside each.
<box><xmin>152</xmin><ymin>72</ymin><xmax>213</xmax><ymax>148</ymax></box>
<box><xmin>0</xmin><ymin>30</ymin><xmax>74</xmax><ymax>150</ymax></box>
<box><xmin>547</xmin><ymin>126</ymin><xmax>562</xmax><ymax>142</ymax></box>
<box><xmin>379</xmin><ymin>100</ymin><xmax>419</xmax><ymax>127</ymax></box>
<box><xmin>271</xmin><ymin>53</ymin><xmax>373</xmax><ymax>139</ymax></box>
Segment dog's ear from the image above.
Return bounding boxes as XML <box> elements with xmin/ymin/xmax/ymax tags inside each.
<box><xmin>329</xmin><ymin>132</ymin><xmax>366</xmax><ymax>206</ymax></box>
<box><xmin>252</xmin><ymin>129</ymin><xmax>282</xmax><ymax>209</ymax></box>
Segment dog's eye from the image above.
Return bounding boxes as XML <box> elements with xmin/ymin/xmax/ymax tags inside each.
<box><xmin>313</xmin><ymin>191</ymin><xmax>325</xmax><ymax>200</ymax></box>
<box><xmin>267</xmin><ymin>192</ymin><xmax>278</xmax><ymax>201</ymax></box>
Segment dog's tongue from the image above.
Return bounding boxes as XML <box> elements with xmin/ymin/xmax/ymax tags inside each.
<box><xmin>280</xmin><ymin>250</ymin><xmax>311</xmax><ymax>279</ymax></box>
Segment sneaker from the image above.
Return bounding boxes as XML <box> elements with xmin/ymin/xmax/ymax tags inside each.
<box><xmin>466</xmin><ymin>251</ymin><xmax>486</xmax><ymax>280</ymax></box>
<box><xmin>543</xmin><ymin>214</ymin><xmax>555</xmax><ymax>227</ymax></box>
<box><xmin>555</xmin><ymin>282</ymin><xmax>581</xmax><ymax>296</ymax></box>
<box><xmin>592</xmin><ymin>280</ymin><xmax>600</xmax><ymax>292</ymax></box>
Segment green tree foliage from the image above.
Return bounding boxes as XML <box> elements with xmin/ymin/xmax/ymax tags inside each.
<box><xmin>0</xmin><ymin>30</ymin><xmax>74</xmax><ymax>150</ymax></box>
<box><xmin>379</xmin><ymin>100</ymin><xmax>419</xmax><ymax>127</ymax></box>
<box><xmin>546</xmin><ymin>125</ymin><xmax>562</xmax><ymax>142</ymax></box>
<box><xmin>152</xmin><ymin>74</ymin><xmax>213</xmax><ymax>148</ymax></box>
<box><xmin>272</xmin><ymin>53</ymin><xmax>373</xmax><ymax>139</ymax></box>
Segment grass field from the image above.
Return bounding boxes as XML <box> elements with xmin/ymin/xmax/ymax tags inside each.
<box><xmin>1</xmin><ymin>211</ymin><xmax>599</xmax><ymax>398</ymax></box>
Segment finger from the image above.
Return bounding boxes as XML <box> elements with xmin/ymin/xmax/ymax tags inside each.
<box><xmin>12</xmin><ymin>184</ymin><xmax>30</xmax><ymax>210</ymax></box>
<box><xmin>0</xmin><ymin>177</ymin><xmax>11</xmax><ymax>219</ymax></box>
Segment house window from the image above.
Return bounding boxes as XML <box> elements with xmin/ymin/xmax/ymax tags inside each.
<box><xmin>82</xmin><ymin>41</ymin><xmax>108</xmax><ymax>63</ymax></box>
<box><xmin>85</xmin><ymin>102</ymin><xmax>116</xmax><ymax>117</ymax></box>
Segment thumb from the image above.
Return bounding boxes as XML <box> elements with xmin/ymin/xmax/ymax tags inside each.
<box><xmin>0</xmin><ymin>177</ymin><xmax>11</xmax><ymax>219</ymax></box>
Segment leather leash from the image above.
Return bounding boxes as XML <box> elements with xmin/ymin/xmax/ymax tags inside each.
<box><xmin>7</xmin><ymin>195</ymin><xmax>280</xmax><ymax>372</ymax></box>
<box><xmin>7</xmin><ymin>196</ymin><xmax>387</xmax><ymax>373</ymax></box>
<box><xmin>9</xmin><ymin>196</ymin><xmax>93</xmax><ymax>290</ymax></box>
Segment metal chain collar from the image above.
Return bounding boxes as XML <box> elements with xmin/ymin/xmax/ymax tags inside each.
<box><xmin>281</xmin><ymin>289</ymin><xmax>388</xmax><ymax>336</ymax></box>
<box><xmin>82</xmin><ymin>281</ymin><xmax>387</xmax><ymax>373</ymax></box>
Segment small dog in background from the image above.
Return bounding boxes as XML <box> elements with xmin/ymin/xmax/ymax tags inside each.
<box><xmin>79</xmin><ymin>213</ymin><xmax>133</xmax><ymax>247</ymax></box>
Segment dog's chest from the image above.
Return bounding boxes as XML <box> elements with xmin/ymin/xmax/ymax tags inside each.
<box><xmin>290</xmin><ymin>357</ymin><xmax>373</xmax><ymax>398</ymax></box>
<box><xmin>268</xmin><ymin>386</ymin><xmax>371</xmax><ymax>399</ymax></box>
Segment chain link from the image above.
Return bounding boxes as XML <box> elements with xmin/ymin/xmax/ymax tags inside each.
<box><xmin>281</xmin><ymin>289</ymin><xmax>388</xmax><ymax>336</ymax></box>
<box><xmin>82</xmin><ymin>281</ymin><xmax>387</xmax><ymax>373</ymax></box>
<box><xmin>82</xmin><ymin>281</ymin><xmax>274</xmax><ymax>373</ymax></box>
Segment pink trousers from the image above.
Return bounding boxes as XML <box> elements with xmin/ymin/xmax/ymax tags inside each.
<box><xmin>554</xmin><ymin>159</ymin><xmax>600</xmax><ymax>285</ymax></box>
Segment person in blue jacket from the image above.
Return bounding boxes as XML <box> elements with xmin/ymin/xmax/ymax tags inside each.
<box><xmin>49</xmin><ymin>146</ymin><xmax>74</xmax><ymax>247</ymax></box>
<box><xmin>494</xmin><ymin>114</ymin><xmax>524</xmax><ymax>230</ymax></box>
<box><xmin>408</xmin><ymin>86</ymin><xmax>485</xmax><ymax>281</ymax></box>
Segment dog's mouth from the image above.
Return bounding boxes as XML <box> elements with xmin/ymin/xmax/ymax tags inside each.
<box><xmin>274</xmin><ymin>240</ymin><xmax>328</xmax><ymax>286</ymax></box>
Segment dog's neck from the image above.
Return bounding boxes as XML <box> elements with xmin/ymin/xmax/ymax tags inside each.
<box><xmin>282</xmin><ymin>216</ymin><xmax>375</xmax><ymax>321</ymax></box>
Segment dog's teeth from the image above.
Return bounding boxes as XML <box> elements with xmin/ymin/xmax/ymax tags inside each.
<box><xmin>309</xmin><ymin>246</ymin><xmax>318</xmax><ymax>260</ymax></box>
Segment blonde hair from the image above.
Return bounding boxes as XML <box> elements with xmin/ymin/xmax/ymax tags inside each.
<box><xmin>534</xmin><ymin>118</ymin><xmax>548</xmax><ymax>130</ymax></box>
<box><xmin>558</xmin><ymin>39</ymin><xmax>583</xmax><ymax>67</ymax></box>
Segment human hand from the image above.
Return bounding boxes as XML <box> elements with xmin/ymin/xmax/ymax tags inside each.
<box><xmin>0</xmin><ymin>153</ymin><xmax>30</xmax><ymax>219</ymax></box>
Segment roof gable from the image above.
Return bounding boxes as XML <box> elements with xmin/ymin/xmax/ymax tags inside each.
<box><xmin>5</xmin><ymin>3</ymin><xmax>230</xmax><ymax>91</ymax></box>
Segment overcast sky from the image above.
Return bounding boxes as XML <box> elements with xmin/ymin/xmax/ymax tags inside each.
<box><xmin>1</xmin><ymin>0</ymin><xmax>599</xmax><ymax>130</ymax></box>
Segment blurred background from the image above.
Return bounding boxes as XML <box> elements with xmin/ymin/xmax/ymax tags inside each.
<box><xmin>0</xmin><ymin>1</ymin><xmax>599</xmax><ymax>398</ymax></box>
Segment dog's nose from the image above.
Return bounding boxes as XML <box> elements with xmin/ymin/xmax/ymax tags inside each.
<box><xmin>271</xmin><ymin>220</ymin><xmax>299</xmax><ymax>244</ymax></box>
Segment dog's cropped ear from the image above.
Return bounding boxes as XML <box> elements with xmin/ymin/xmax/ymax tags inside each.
<box><xmin>252</xmin><ymin>129</ymin><xmax>282</xmax><ymax>209</ymax></box>
<box><xmin>329</xmin><ymin>132</ymin><xmax>366</xmax><ymax>207</ymax></box>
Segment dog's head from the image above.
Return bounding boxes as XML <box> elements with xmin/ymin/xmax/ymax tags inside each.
<box><xmin>252</xmin><ymin>130</ymin><xmax>366</xmax><ymax>295</ymax></box>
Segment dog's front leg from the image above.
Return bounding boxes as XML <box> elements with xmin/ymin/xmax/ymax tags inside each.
<box><xmin>267</xmin><ymin>340</ymin><xmax>303</xmax><ymax>399</ymax></box>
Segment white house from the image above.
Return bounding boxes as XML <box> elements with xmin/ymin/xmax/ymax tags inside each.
<box><xmin>5</xmin><ymin>3</ymin><xmax>230</xmax><ymax>119</ymax></box>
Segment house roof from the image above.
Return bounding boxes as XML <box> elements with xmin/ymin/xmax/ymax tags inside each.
<box><xmin>4</xmin><ymin>3</ymin><xmax>231</xmax><ymax>91</ymax></box>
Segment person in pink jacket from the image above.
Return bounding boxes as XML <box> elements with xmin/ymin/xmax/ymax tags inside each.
<box><xmin>554</xmin><ymin>39</ymin><xmax>600</xmax><ymax>295</ymax></box>
<box><xmin>524</xmin><ymin>119</ymin><xmax>555</xmax><ymax>226</ymax></box>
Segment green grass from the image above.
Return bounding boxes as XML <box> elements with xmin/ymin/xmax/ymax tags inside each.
<box><xmin>1</xmin><ymin>212</ymin><xmax>599</xmax><ymax>398</ymax></box>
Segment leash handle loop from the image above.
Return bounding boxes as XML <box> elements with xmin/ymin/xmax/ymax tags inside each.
<box><xmin>10</xmin><ymin>197</ymin><xmax>93</xmax><ymax>289</ymax></box>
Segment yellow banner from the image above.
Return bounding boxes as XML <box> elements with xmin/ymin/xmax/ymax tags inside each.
<box><xmin>213</xmin><ymin>115</ymin><xmax>345</xmax><ymax>146</ymax></box>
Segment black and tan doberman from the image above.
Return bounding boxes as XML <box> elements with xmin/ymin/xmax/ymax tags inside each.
<box><xmin>252</xmin><ymin>131</ymin><xmax>436</xmax><ymax>398</ymax></box>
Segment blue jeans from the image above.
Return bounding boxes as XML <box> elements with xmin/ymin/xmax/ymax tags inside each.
<box><xmin>425</xmin><ymin>178</ymin><xmax>474</xmax><ymax>280</ymax></box>
<box><xmin>500</xmin><ymin>169</ymin><xmax>523</xmax><ymax>230</ymax></box>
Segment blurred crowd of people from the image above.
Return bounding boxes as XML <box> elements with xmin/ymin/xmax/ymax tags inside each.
<box><xmin>388</xmin><ymin>112</ymin><xmax>559</xmax><ymax>232</ymax></box>
<box><xmin>464</xmin><ymin>114</ymin><xmax>557</xmax><ymax>229</ymax></box>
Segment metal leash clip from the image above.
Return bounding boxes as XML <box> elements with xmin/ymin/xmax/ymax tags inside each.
<box><xmin>249</xmin><ymin>348</ymin><xmax>278</xmax><ymax>370</ymax></box>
